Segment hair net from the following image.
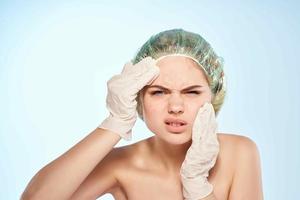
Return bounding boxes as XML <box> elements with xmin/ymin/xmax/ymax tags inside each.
<box><xmin>132</xmin><ymin>28</ymin><xmax>226</xmax><ymax>119</ymax></box>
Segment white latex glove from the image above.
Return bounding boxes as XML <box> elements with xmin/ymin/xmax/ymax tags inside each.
<box><xmin>180</xmin><ymin>102</ymin><xmax>220</xmax><ymax>199</ymax></box>
<box><xmin>98</xmin><ymin>57</ymin><xmax>160</xmax><ymax>141</ymax></box>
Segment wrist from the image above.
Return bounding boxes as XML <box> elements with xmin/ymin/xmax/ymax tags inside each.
<box><xmin>98</xmin><ymin>114</ymin><xmax>136</xmax><ymax>141</ymax></box>
<box><xmin>181</xmin><ymin>175</ymin><xmax>213</xmax><ymax>200</ymax></box>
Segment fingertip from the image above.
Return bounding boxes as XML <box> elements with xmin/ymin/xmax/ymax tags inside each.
<box><xmin>121</xmin><ymin>61</ymin><xmax>134</xmax><ymax>73</ymax></box>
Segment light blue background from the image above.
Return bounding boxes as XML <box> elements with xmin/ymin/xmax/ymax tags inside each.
<box><xmin>1</xmin><ymin>1</ymin><xmax>299</xmax><ymax>199</ymax></box>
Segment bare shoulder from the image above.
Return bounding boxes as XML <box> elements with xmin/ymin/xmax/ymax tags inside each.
<box><xmin>216</xmin><ymin>133</ymin><xmax>263</xmax><ymax>199</ymax></box>
<box><xmin>218</xmin><ymin>132</ymin><xmax>257</xmax><ymax>144</ymax></box>
<box><xmin>114</xmin><ymin>133</ymin><xmax>260</xmax><ymax>171</ymax></box>
<box><xmin>217</xmin><ymin>132</ymin><xmax>259</xmax><ymax>154</ymax></box>
<box><xmin>211</xmin><ymin>133</ymin><xmax>260</xmax><ymax>177</ymax></box>
<box><xmin>216</xmin><ymin>132</ymin><xmax>260</xmax><ymax>169</ymax></box>
<box><xmin>112</xmin><ymin>138</ymin><xmax>152</xmax><ymax>170</ymax></box>
<box><xmin>217</xmin><ymin>132</ymin><xmax>261</xmax><ymax>165</ymax></box>
<box><xmin>93</xmin><ymin>138</ymin><xmax>151</xmax><ymax>182</ymax></box>
<box><xmin>114</xmin><ymin>133</ymin><xmax>260</xmax><ymax>172</ymax></box>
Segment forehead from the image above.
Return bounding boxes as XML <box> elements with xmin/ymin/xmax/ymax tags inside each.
<box><xmin>151</xmin><ymin>56</ymin><xmax>208</xmax><ymax>88</ymax></box>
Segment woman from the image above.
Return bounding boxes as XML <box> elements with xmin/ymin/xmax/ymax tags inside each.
<box><xmin>21</xmin><ymin>29</ymin><xmax>263</xmax><ymax>200</ymax></box>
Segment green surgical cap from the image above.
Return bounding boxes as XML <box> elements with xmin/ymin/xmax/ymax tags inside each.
<box><xmin>132</xmin><ymin>28</ymin><xmax>226</xmax><ymax>117</ymax></box>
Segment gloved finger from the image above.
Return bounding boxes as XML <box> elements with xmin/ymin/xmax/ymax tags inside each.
<box><xmin>121</xmin><ymin>57</ymin><xmax>156</xmax><ymax>77</ymax></box>
<box><xmin>131</xmin><ymin>56</ymin><xmax>157</xmax><ymax>77</ymax></box>
<box><xmin>107</xmin><ymin>59</ymin><xmax>156</xmax><ymax>89</ymax></box>
<box><xmin>133</xmin><ymin>65</ymin><xmax>160</xmax><ymax>93</ymax></box>
<box><xmin>191</xmin><ymin>102</ymin><xmax>212</xmax><ymax>142</ymax></box>
<box><xmin>121</xmin><ymin>61</ymin><xmax>134</xmax><ymax>74</ymax></box>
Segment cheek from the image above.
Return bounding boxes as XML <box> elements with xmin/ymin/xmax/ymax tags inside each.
<box><xmin>142</xmin><ymin>98</ymin><xmax>167</xmax><ymax>130</ymax></box>
<box><xmin>143</xmin><ymin>99</ymin><xmax>163</xmax><ymax>119</ymax></box>
<box><xmin>142</xmin><ymin>106</ymin><xmax>164</xmax><ymax>135</ymax></box>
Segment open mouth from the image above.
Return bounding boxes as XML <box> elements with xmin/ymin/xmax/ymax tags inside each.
<box><xmin>165</xmin><ymin>122</ymin><xmax>185</xmax><ymax>126</ymax></box>
<box><xmin>164</xmin><ymin>121</ymin><xmax>187</xmax><ymax>133</ymax></box>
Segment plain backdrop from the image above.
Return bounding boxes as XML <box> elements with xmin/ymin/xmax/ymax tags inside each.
<box><xmin>1</xmin><ymin>1</ymin><xmax>299</xmax><ymax>199</ymax></box>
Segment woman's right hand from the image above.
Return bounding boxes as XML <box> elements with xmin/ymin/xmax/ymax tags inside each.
<box><xmin>98</xmin><ymin>57</ymin><xmax>160</xmax><ymax>141</ymax></box>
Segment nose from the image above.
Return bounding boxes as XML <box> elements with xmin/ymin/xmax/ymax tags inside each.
<box><xmin>168</xmin><ymin>94</ymin><xmax>184</xmax><ymax>115</ymax></box>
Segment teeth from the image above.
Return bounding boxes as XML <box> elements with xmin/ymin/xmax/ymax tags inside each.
<box><xmin>169</xmin><ymin>122</ymin><xmax>182</xmax><ymax>126</ymax></box>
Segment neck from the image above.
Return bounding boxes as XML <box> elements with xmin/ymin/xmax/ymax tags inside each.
<box><xmin>149</xmin><ymin>136</ymin><xmax>192</xmax><ymax>174</ymax></box>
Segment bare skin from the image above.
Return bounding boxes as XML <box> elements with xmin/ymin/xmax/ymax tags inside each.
<box><xmin>70</xmin><ymin>132</ymin><xmax>262</xmax><ymax>200</ymax></box>
<box><xmin>105</xmin><ymin>133</ymin><xmax>236</xmax><ymax>200</ymax></box>
<box><xmin>22</xmin><ymin>56</ymin><xmax>263</xmax><ymax>199</ymax></box>
<box><xmin>71</xmin><ymin>56</ymin><xmax>263</xmax><ymax>199</ymax></box>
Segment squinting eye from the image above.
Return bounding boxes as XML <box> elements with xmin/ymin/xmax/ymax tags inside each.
<box><xmin>187</xmin><ymin>91</ymin><xmax>201</xmax><ymax>94</ymax></box>
<box><xmin>150</xmin><ymin>90</ymin><xmax>164</xmax><ymax>95</ymax></box>
<box><xmin>150</xmin><ymin>90</ymin><xmax>201</xmax><ymax>96</ymax></box>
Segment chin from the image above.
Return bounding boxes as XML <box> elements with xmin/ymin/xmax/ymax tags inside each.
<box><xmin>155</xmin><ymin>130</ymin><xmax>192</xmax><ymax>145</ymax></box>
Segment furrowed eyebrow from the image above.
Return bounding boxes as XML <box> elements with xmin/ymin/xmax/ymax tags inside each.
<box><xmin>145</xmin><ymin>84</ymin><xmax>203</xmax><ymax>92</ymax></box>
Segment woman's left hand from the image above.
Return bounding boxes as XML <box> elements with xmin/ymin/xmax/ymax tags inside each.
<box><xmin>180</xmin><ymin>102</ymin><xmax>220</xmax><ymax>200</ymax></box>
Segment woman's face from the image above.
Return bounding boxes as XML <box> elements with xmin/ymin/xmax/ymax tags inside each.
<box><xmin>142</xmin><ymin>56</ymin><xmax>213</xmax><ymax>145</ymax></box>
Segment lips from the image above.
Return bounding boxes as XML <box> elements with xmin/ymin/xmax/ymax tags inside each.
<box><xmin>164</xmin><ymin>118</ymin><xmax>187</xmax><ymax>125</ymax></box>
<box><xmin>164</xmin><ymin>118</ymin><xmax>188</xmax><ymax>133</ymax></box>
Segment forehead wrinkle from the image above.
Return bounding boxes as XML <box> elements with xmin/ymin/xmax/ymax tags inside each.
<box><xmin>145</xmin><ymin>84</ymin><xmax>203</xmax><ymax>92</ymax></box>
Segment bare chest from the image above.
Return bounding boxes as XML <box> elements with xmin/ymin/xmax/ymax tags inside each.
<box><xmin>110</xmin><ymin>168</ymin><xmax>231</xmax><ymax>200</ymax></box>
